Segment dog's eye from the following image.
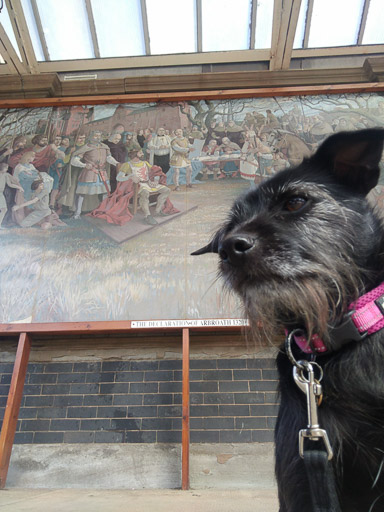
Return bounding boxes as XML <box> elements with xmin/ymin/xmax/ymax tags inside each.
<box><xmin>284</xmin><ymin>197</ymin><xmax>307</xmax><ymax>212</ymax></box>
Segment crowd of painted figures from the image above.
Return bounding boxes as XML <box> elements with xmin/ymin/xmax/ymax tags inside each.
<box><xmin>0</xmin><ymin>104</ymin><xmax>382</xmax><ymax>230</ymax></box>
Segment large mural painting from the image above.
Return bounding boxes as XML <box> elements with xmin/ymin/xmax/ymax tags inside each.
<box><xmin>1</xmin><ymin>92</ymin><xmax>384</xmax><ymax>324</ymax></box>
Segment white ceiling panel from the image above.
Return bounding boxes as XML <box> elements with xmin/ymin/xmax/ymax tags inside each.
<box><xmin>363</xmin><ymin>0</ymin><xmax>384</xmax><ymax>45</ymax></box>
<box><xmin>147</xmin><ymin>0</ymin><xmax>197</xmax><ymax>55</ymax></box>
<box><xmin>202</xmin><ymin>0</ymin><xmax>252</xmax><ymax>52</ymax></box>
<box><xmin>35</xmin><ymin>0</ymin><xmax>94</xmax><ymax>60</ymax></box>
<box><xmin>308</xmin><ymin>0</ymin><xmax>365</xmax><ymax>48</ymax></box>
<box><xmin>91</xmin><ymin>0</ymin><xmax>145</xmax><ymax>58</ymax></box>
<box><xmin>254</xmin><ymin>0</ymin><xmax>274</xmax><ymax>49</ymax></box>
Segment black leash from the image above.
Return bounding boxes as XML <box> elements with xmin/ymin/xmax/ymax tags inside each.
<box><xmin>286</xmin><ymin>330</ymin><xmax>342</xmax><ymax>512</ymax></box>
<box><xmin>304</xmin><ymin>450</ymin><xmax>341</xmax><ymax>512</ymax></box>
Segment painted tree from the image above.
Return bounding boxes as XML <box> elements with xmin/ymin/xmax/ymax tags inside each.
<box><xmin>0</xmin><ymin>106</ymin><xmax>52</xmax><ymax>147</ymax></box>
<box><xmin>300</xmin><ymin>93</ymin><xmax>384</xmax><ymax>126</ymax></box>
<box><xmin>177</xmin><ymin>98</ymin><xmax>254</xmax><ymax>129</ymax></box>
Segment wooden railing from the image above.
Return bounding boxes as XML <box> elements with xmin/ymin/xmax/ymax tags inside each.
<box><xmin>0</xmin><ymin>321</ymin><xmax>244</xmax><ymax>489</ymax></box>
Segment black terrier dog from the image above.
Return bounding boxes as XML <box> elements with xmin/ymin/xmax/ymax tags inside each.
<box><xmin>192</xmin><ymin>129</ymin><xmax>384</xmax><ymax>511</ymax></box>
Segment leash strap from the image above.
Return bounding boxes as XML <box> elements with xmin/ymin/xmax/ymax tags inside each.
<box><xmin>286</xmin><ymin>343</ymin><xmax>342</xmax><ymax>512</ymax></box>
<box><xmin>303</xmin><ymin>450</ymin><xmax>341</xmax><ymax>512</ymax></box>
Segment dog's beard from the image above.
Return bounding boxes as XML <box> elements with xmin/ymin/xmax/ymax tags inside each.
<box><xmin>223</xmin><ymin>261</ymin><xmax>364</xmax><ymax>347</ymax></box>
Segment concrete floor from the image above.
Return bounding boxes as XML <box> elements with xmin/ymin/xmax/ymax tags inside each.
<box><xmin>0</xmin><ymin>489</ymin><xmax>279</xmax><ymax>511</ymax></box>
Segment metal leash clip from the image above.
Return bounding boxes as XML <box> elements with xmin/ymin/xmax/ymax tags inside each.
<box><xmin>293</xmin><ymin>361</ymin><xmax>333</xmax><ymax>461</ymax></box>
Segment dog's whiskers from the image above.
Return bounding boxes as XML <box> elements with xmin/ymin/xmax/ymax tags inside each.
<box><xmin>372</xmin><ymin>457</ymin><xmax>384</xmax><ymax>489</ymax></box>
<box><xmin>368</xmin><ymin>493</ymin><xmax>384</xmax><ymax>512</ymax></box>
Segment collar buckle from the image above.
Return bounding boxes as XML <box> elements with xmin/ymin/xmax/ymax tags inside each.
<box><xmin>328</xmin><ymin>310</ymin><xmax>367</xmax><ymax>348</ymax></box>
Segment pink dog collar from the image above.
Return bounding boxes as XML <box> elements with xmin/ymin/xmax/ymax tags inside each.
<box><xmin>294</xmin><ymin>282</ymin><xmax>384</xmax><ymax>354</ymax></box>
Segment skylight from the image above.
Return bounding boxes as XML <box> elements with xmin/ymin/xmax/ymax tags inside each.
<box><xmin>254</xmin><ymin>0</ymin><xmax>274</xmax><ymax>49</ymax></box>
<box><xmin>202</xmin><ymin>0</ymin><xmax>251</xmax><ymax>52</ymax></box>
<box><xmin>147</xmin><ymin>0</ymin><xmax>197</xmax><ymax>55</ymax></box>
<box><xmin>308</xmin><ymin>0</ymin><xmax>365</xmax><ymax>48</ymax></box>
<box><xmin>363</xmin><ymin>0</ymin><xmax>384</xmax><ymax>45</ymax></box>
<box><xmin>0</xmin><ymin>0</ymin><xmax>383</xmax><ymax>73</ymax></box>
<box><xmin>34</xmin><ymin>0</ymin><xmax>94</xmax><ymax>60</ymax></box>
<box><xmin>91</xmin><ymin>0</ymin><xmax>145</xmax><ymax>58</ymax></box>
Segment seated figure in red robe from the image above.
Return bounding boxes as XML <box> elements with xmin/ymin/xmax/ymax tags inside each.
<box><xmin>89</xmin><ymin>149</ymin><xmax>179</xmax><ymax>226</ymax></box>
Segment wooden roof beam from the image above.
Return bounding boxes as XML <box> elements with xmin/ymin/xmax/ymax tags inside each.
<box><xmin>270</xmin><ymin>0</ymin><xmax>302</xmax><ymax>71</ymax></box>
<box><xmin>5</xmin><ymin>0</ymin><xmax>39</xmax><ymax>74</ymax></box>
<box><xmin>0</xmin><ymin>22</ymin><xmax>26</xmax><ymax>74</ymax></box>
<box><xmin>140</xmin><ymin>0</ymin><xmax>151</xmax><ymax>55</ymax></box>
<box><xmin>302</xmin><ymin>0</ymin><xmax>314</xmax><ymax>48</ymax></box>
<box><xmin>196</xmin><ymin>0</ymin><xmax>202</xmax><ymax>53</ymax></box>
<box><xmin>357</xmin><ymin>0</ymin><xmax>371</xmax><ymax>45</ymax></box>
<box><xmin>29</xmin><ymin>0</ymin><xmax>49</xmax><ymax>61</ymax></box>
<box><xmin>282</xmin><ymin>0</ymin><xmax>302</xmax><ymax>69</ymax></box>
<box><xmin>84</xmin><ymin>0</ymin><xmax>100</xmax><ymax>59</ymax></box>
<box><xmin>249</xmin><ymin>0</ymin><xmax>258</xmax><ymax>50</ymax></box>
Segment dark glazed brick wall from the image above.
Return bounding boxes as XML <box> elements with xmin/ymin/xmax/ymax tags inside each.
<box><xmin>0</xmin><ymin>359</ymin><xmax>278</xmax><ymax>444</ymax></box>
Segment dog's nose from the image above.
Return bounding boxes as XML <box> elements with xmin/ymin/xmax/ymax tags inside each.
<box><xmin>218</xmin><ymin>236</ymin><xmax>255</xmax><ymax>265</ymax></box>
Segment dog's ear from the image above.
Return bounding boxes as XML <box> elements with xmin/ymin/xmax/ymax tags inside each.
<box><xmin>311</xmin><ymin>128</ymin><xmax>384</xmax><ymax>195</ymax></box>
<box><xmin>191</xmin><ymin>230</ymin><xmax>221</xmax><ymax>255</ymax></box>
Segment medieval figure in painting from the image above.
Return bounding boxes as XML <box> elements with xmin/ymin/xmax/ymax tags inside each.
<box><xmin>6</xmin><ymin>136</ymin><xmax>29</xmax><ymax>172</ymax></box>
<box><xmin>103</xmin><ymin>132</ymin><xmax>127</xmax><ymax>194</ymax></box>
<box><xmin>170</xmin><ymin>129</ymin><xmax>193</xmax><ymax>190</ymax></box>
<box><xmin>12</xmin><ymin>178</ymin><xmax>65</xmax><ymax>229</ymax></box>
<box><xmin>225</xmin><ymin>120</ymin><xmax>244</xmax><ymax>146</ymax></box>
<box><xmin>57</xmin><ymin>133</ymin><xmax>86</xmax><ymax>214</ymax></box>
<box><xmin>263</xmin><ymin>109</ymin><xmax>280</xmax><ymax>131</ymax></box>
<box><xmin>204</xmin><ymin>120</ymin><xmax>219</xmax><ymax>146</ymax></box>
<box><xmin>70</xmin><ymin>131</ymin><xmax>119</xmax><ymax>219</ymax></box>
<box><xmin>0</xmin><ymin>163</ymin><xmax>23</xmax><ymax>228</ymax></box>
<box><xmin>29</xmin><ymin>134</ymin><xmax>64</xmax><ymax>174</ymax></box>
<box><xmin>201</xmin><ymin>139</ymin><xmax>221</xmax><ymax>180</ymax></box>
<box><xmin>12</xmin><ymin>150</ymin><xmax>54</xmax><ymax>225</ymax></box>
<box><xmin>118</xmin><ymin>149</ymin><xmax>171</xmax><ymax>225</ymax></box>
<box><xmin>217</xmin><ymin>137</ymin><xmax>241</xmax><ymax>153</ymax></box>
<box><xmin>188</xmin><ymin>125</ymin><xmax>205</xmax><ymax>141</ymax></box>
<box><xmin>89</xmin><ymin>149</ymin><xmax>179</xmax><ymax>226</ymax></box>
<box><xmin>148</xmin><ymin>127</ymin><xmax>172</xmax><ymax>174</ymax></box>
<box><xmin>48</xmin><ymin>159</ymin><xmax>64</xmax><ymax>209</ymax></box>
<box><xmin>0</xmin><ymin>135</ymin><xmax>29</xmax><ymax>225</ymax></box>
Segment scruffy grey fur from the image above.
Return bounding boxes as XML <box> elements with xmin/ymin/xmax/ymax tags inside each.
<box><xmin>192</xmin><ymin>129</ymin><xmax>384</xmax><ymax>511</ymax></box>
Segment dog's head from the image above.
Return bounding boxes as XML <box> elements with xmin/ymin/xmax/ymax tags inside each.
<box><xmin>192</xmin><ymin>128</ymin><xmax>384</xmax><ymax>344</ymax></box>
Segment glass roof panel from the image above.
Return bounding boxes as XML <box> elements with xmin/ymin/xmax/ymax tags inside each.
<box><xmin>35</xmin><ymin>0</ymin><xmax>94</xmax><ymax>60</ymax></box>
<box><xmin>308</xmin><ymin>0</ymin><xmax>365</xmax><ymax>47</ymax></box>
<box><xmin>202</xmin><ymin>0</ymin><xmax>251</xmax><ymax>52</ymax></box>
<box><xmin>362</xmin><ymin>0</ymin><xmax>384</xmax><ymax>45</ymax></box>
<box><xmin>91</xmin><ymin>0</ymin><xmax>145</xmax><ymax>58</ymax></box>
<box><xmin>1</xmin><ymin>3</ymin><xmax>22</xmax><ymax>60</ymax></box>
<box><xmin>21</xmin><ymin>0</ymin><xmax>45</xmax><ymax>61</ymax></box>
<box><xmin>293</xmin><ymin>0</ymin><xmax>308</xmax><ymax>49</ymax></box>
<box><xmin>254</xmin><ymin>0</ymin><xmax>274</xmax><ymax>49</ymax></box>
<box><xmin>147</xmin><ymin>0</ymin><xmax>196</xmax><ymax>54</ymax></box>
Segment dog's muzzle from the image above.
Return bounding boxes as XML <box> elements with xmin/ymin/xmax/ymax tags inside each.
<box><xmin>218</xmin><ymin>235</ymin><xmax>256</xmax><ymax>265</ymax></box>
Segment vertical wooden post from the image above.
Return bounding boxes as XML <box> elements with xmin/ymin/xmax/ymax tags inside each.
<box><xmin>181</xmin><ymin>327</ymin><xmax>190</xmax><ymax>490</ymax></box>
<box><xmin>0</xmin><ymin>333</ymin><xmax>31</xmax><ymax>489</ymax></box>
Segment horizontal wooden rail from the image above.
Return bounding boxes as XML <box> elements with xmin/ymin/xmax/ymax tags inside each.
<box><xmin>0</xmin><ymin>320</ymin><xmax>247</xmax><ymax>337</ymax></box>
<box><xmin>0</xmin><ymin>83</ymin><xmax>384</xmax><ymax>108</ymax></box>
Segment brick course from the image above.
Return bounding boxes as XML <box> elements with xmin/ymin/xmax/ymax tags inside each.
<box><xmin>0</xmin><ymin>358</ymin><xmax>279</xmax><ymax>444</ymax></box>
